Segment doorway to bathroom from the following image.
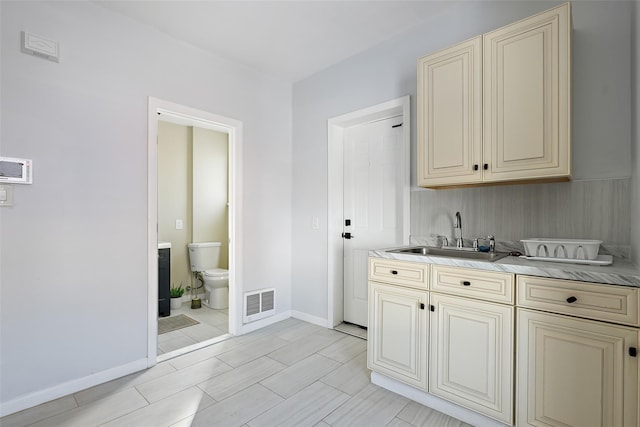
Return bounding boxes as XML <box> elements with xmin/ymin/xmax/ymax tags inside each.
<box><xmin>147</xmin><ymin>97</ymin><xmax>243</xmax><ymax>365</ymax></box>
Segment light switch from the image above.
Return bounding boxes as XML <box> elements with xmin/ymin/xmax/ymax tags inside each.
<box><xmin>0</xmin><ymin>185</ymin><xmax>13</xmax><ymax>207</ymax></box>
<box><xmin>175</xmin><ymin>219</ymin><xmax>183</xmax><ymax>230</ymax></box>
<box><xmin>312</xmin><ymin>216</ymin><xmax>319</xmax><ymax>229</ymax></box>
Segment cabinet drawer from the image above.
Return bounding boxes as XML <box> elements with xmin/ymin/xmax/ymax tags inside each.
<box><xmin>369</xmin><ymin>258</ymin><xmax>429</xmax><ymax>289</ymax></box>
<box><xmin>517</xmin><ymin>276</ymin><xmax>640</xmax><ymax>326</ymax></box>
<box><xmin>431</xmin><ymin>265</ymin><xmax>514</xmax><ymax>304</ymax></box>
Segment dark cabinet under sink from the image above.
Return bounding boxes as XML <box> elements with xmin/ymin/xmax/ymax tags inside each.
<box><xmin>158</xmin><ymin>247</ymin><xmax>171</xmax><ymax>317</ymax></box>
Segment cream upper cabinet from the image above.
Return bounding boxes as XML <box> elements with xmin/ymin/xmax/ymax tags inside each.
<box><xmin>417</xmin><ymin>3</ymin><xmax>571</xmax><ymax>188</ymax></box>
<box><xmin>417</xmin><ymin>37</ymin><xmax>482</xmax><ymax>187</ymax></box>
<box><xmin>483</xmin><ymin>3</ymin><xmax>571</xmax><ymax>182</ymax></box>
<box><xmin>368</xmin><ymin>281</ymin><xmax>429</xmax><ymax>390</ymax></box>
<box><xmin>517</xmin><ymin>308</ymin><xmax>639</xmax><ymax>427</ymax></box>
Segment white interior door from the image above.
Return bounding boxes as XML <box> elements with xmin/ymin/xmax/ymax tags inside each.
<box><xmin>343</xmin><ymin>116</ymin><xmax>404</xmax><ymax>327</ymax></box>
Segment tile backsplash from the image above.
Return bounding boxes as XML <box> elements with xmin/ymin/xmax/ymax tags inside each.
<box><xmin>410</xmin><ymin>178</ymin><xmax>630</xmax><ymax>257</ymax></box>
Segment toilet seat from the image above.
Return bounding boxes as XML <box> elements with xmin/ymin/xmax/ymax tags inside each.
<box><xmin>203</xmin><ymin>268</ymin><xmax>228</xmax><ymax>278</ymax></box>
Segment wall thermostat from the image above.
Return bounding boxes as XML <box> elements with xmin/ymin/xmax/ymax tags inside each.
<box><xmin>0</xmin><ymin>157</ymin><xmax>33</xmax><ymax>184</ymax></box>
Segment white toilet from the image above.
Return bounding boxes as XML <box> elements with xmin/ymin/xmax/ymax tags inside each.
<box><xmin>188</xmin><ymin>242</ymin><xmax>229</xmax><ymax>309</ymax></box>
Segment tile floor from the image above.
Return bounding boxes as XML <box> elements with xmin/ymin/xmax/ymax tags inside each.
<box><xmin>158</xmin><ymin>302</ymin><xmax>229</xmax><ymax>355</ymax></box>
<box><xmin>2</xmin><ymin>318</ymin><xmax>472</xmax><ymax>427</ymax></box>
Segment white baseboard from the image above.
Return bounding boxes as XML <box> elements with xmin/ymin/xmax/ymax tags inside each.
<box><xmin>291</xmin><ymin>310</ymin><xmax>328</xmax><ymax>328</ymax></box>
<box><xmin>240</xmin><ymin>310</ymin><xmax>291</xmax><ymax>334</ymax></box>
<box><xmin>371</xmin><ymin>372</ymin><xmax>510</xmax><ymax>427</ymax></box>
<box><xmin>0</xmin><ymin>358</ymin><xmax>149</xmax><ymax>417</ymax></box>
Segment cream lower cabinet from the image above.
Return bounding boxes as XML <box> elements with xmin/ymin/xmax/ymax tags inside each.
<box><xmin>369</xmin><ymin>259</ymin><xmax>639</xmax><ymax>426</ymax></box>
<box><xmin>517</xmin><ymin>309</ymin><xmax>639</xmax><ymax>427</ymax></box>
<box><xmin>368</xmin><ymin>281</ymin><xmax>429</xmax><ymax>390</ymax></box>
<box><xmin>429</xmin><ymin>294</ymin><xmax>514</xmax><ymax>424</ymax></box>
<box><xmin>429</xmin><ymin>266</ymin><xmax>515</xmax><ymax>424</ymax></box>
<box><xmin>517</xmin><ymin>275</ymin><xmax>640</xmax><ymax>427</ymax></box>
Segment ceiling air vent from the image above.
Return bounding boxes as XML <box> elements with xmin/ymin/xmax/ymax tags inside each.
<box><xmin>244</xmin><ymin>288</ymin><xmax>275</xmax><ymax>323</ymax></box>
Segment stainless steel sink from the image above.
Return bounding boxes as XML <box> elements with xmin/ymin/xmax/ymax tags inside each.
<box><xmin>387</xmin><ymin>246</ymin><xmax>510</xmax><ymax>262</ymax></box>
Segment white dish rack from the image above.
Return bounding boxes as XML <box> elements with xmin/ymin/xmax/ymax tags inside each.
<box><xmin>521</xmin><ymin>238</ymin><xmax>602</xmax><ymax>261</ymax></box>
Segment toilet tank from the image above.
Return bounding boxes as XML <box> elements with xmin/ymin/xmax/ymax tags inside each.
<box><xmin>188</xmin><ymin>242</ymin><xmax>221</xmax><ymax>272</ymax></box>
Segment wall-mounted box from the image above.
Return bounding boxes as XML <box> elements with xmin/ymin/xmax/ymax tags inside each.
<box><xmin>21</xmin><ymin>31</ymin><xmax>59</xmax><ymax>63</ymax></box>
<box><xmin>0</xmin><ymin>157</ymin><xmax>33</xmax><ymax>184</ymax></box>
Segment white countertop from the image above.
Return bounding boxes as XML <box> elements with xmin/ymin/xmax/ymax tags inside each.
<box><xmin>158</xmin><ymin>241</ymin><xmax>171</xmax><ymax>250</ymax></box>
<box><xmin>370</xmin><ymin>246</ymin><xmax>640</xmax><ymax>288</ymax></box>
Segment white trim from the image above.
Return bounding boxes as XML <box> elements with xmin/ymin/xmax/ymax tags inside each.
<box><xmin>0</xmin><ymin>359</ymin><xmax>148</xmax><ymax>417</ymax></box>
<box><xmin>371</xmin><ymin>372</ymin><xmax>510</xmax><ymax>427</ymax></box>
<box><xmin>157</xmin><ymin>334</ymin><xmax>232</xmax><ymax>363</ymax></box>
<box><xmin>327</xmin><ymin>96</ymin><xmax>411</xmax><ymax>328</ymax></box>
<box><xmin>240</xmin><ymin>310</ymin><xmax>292</xmax><ymax>334</ymax></box>
<box><xmin>291</xmin><ymin>310</ymin><xmax>328</xmax><ymax>328</ymax></box>
<box><xmin>147</xmin><ymin>97</ymin><xmax>243</xmax><ymax>368</ymax></box>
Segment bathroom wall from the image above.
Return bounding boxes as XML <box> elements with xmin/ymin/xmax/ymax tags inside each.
<box><xmin>192</xmin><ymin>127</ymin><xmax>229</xmax><ymax>269</ymax></box>
<box><xmin>158</xmin><ymin>122</ymin><xmax>229</xmax><ymax>289</ymax></box>
<box><xmin>158</xmin><ymin>121</ymin><xmax>193</xmax><ymax>288</ymax></box>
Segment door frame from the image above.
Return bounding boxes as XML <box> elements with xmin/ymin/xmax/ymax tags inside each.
<box><xmin>147</xmin><ymin>97</ymin><xmax>243</xmax><ymax>366</ymax></box>
<box><xmin>327</xmin><ymin>96</ymin><xmax>411</xmax><ymax>328</ymax></box>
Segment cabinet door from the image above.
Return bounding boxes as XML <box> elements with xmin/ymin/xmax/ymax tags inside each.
<box><xmin>517</xmin><ymin>308</ymin><xmax>639</xmax><ymax>427</ymax></box>
<box><xmin>158</xmin><ymin>248</ymin><xmax>171</xmax><ymax>317</ymax></box>
<box><xmin>417</xmin><ymin>36</ymin><xmax>482</xmax><ymax>187</ymax></box>
<box><xmin>483</xmin><ymin>3</ymin><xmax>571</xmax><ymax>182</ymax></box>
<box><xmin>429</xmin><ymin>293</ymin><xmax>514</xmax><ymax>424</ymax></box>
<box><xmin>368</xmin><ymin>282</ymin><xmax>428</xmax><ymax>389</ymax></box>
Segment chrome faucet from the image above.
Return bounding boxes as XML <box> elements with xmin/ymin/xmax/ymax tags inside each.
<box><xmin>487</xmin><ymin>235</ymin><xmax>495</xmax><ymax>252</ymax></box>
<box><xmin>454</xmin><ymin>211</ymin><xmax>463</xmax><ymax>248</ymax></box>
<box><xmin>473</xmin><ymin>235</ymin><xmax>496</xmax><ymax>252</ymax></box>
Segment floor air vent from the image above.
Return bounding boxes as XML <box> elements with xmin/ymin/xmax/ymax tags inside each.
<box><xmin>244</xmin><ymin>288</ymin><xmax>275</xmax><ymax>322</ymax></box>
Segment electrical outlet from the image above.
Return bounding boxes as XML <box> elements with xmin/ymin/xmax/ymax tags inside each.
<box><xmin>175</xmin><ymin>219</ymin><xmax>183</xmax><ymax>230</ymax></box>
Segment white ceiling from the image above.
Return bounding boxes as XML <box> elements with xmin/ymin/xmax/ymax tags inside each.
<box><xmin>94</xmin><ymin>1</ymin><xmax>456</xmax><ymax>82</ymax></box>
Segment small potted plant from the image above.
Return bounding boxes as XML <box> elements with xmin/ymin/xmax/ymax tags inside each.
<box><xmin>170</xmin><ymin>284</ymin><xmax>185</xmax><ymax>309</ymax></box>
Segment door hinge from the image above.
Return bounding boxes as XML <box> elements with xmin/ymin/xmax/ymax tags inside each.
<box><xmin>630</xmin><ymin>347</ymin><xmax>638</xmax><ymax>357</ymax></box>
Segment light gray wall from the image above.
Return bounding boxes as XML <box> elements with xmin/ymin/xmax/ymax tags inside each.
<box><xmin>632</xmin><ymin>1</ymin><xmax>640</xmax><ymax>265</ymax></box>
<box><xmin>0</xmin><ymin>0</ymin><xmax>292</xmax><ymax>409</ymax></box>
<box><xmin>292</xmin><ymin>1</ymin><xmax>635</xmax><ymax>319</ymax></box>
